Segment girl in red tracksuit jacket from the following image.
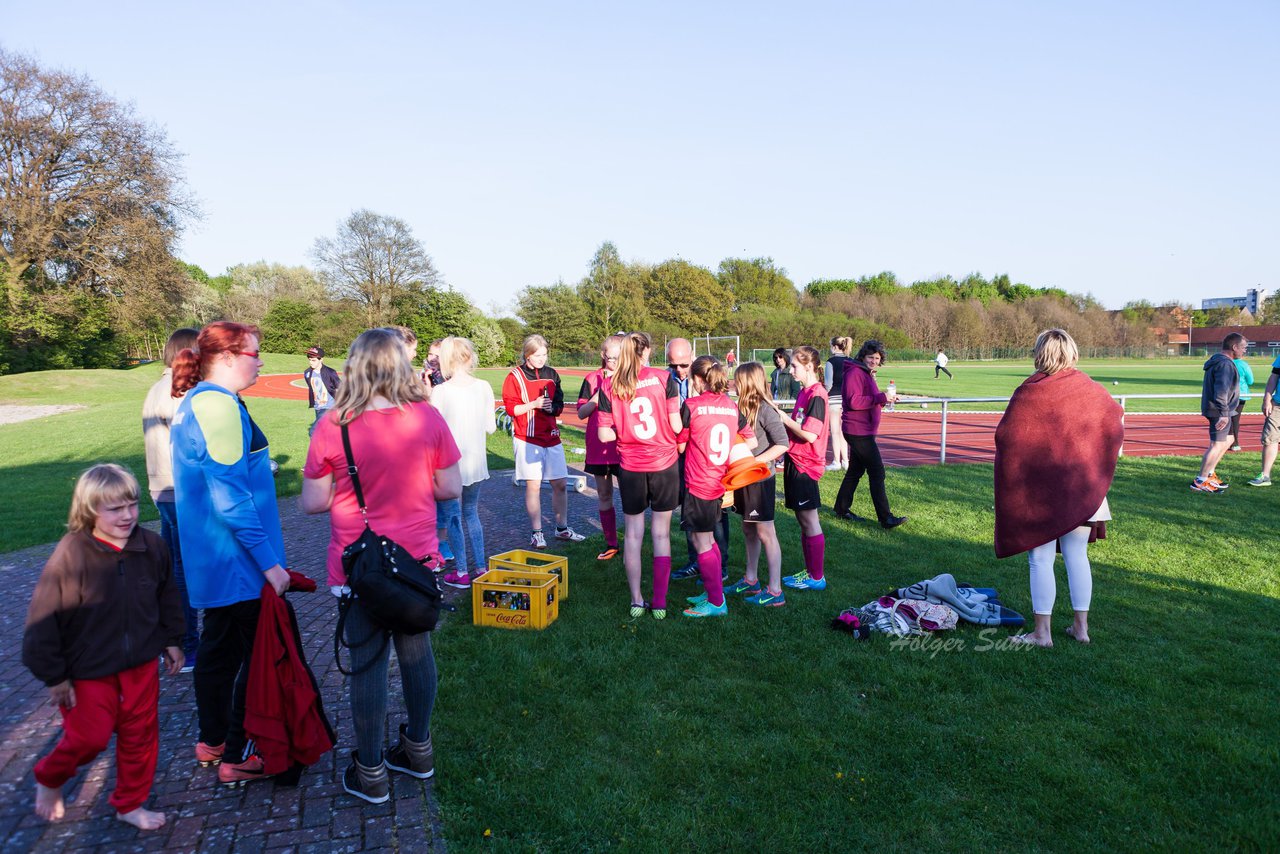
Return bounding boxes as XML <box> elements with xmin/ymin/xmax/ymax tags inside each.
<box><xmin>23</xmin><ymin>464</ymin><xmax>185</xmax><ymax>832</ymax></box>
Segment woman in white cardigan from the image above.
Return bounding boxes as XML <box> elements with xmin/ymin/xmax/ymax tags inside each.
<box><xmin>432</xmin><ymin>337</ymin><xmax>497</xmax><ymax>588</ymax></box>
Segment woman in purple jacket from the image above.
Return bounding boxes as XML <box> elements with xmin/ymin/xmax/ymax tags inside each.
<box><xmin>832</xmin><ymin>340</ymin><xmax>908</xmax><ymax>529</ymax></box>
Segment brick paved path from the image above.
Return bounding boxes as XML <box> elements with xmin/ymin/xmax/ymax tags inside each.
<box><xmin>0</xmin><ymin>469</ymin><xmax>605</xmax><ymax>853</ymax></box>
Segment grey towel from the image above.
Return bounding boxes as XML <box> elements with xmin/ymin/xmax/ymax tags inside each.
<box><xmin>892</xmin><ymin>573</ymin><xmax>1025</xmax><ymax>627</ymax></box>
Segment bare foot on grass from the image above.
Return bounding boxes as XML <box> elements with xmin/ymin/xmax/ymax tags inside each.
<box><xmin>117</xmin><ymin>807</ymin><xmax>167</xmax><ymax>831</ymax></box>
<box><xmin>1009</xmin><ymin>633</ymin><xmax>1053</xmax><ymax>648</ymax></box>
<box><xmin>1065</xmin><ymin>625</ymin><xmax>1091</xmax><ymax>644</ymax></box>
<box><xmin>34</xmin><ymin>783</ymin><xmax>65</xmax><ymax>821</ymax></box>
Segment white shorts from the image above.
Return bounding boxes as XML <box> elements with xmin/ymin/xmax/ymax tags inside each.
<box><xmin>514</xmin><ymin>438</ymin><xmax>568</xmax><ymax>482</ymax></box>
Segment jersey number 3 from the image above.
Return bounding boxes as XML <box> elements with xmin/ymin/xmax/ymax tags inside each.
<box><xmin>630</xmin><ymin>398</ymin><xmax>657</xmax><ymax>439</ymax></box>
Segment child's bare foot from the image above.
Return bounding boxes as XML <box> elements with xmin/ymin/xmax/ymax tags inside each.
<box><xmin>34</xmin><ymin>783</ymin><xmax>65</xmax><ymax>821</ymax></box>
<box><xmin>1009</xmin><ymin>632</ymin><xmax>1053</xmax><ymax>648</ymax></box>
<box><xmin>1065</xmin><ymin>625</ymin><xmax>1091</xmax><ymax>644</ymax></box>
<box><xmin>117</xmin><ymin>807</ymin><xmax>166</xmax><ymax>831</ymax></box>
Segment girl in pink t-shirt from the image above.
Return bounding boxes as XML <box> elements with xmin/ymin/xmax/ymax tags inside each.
<box><xmin>576</xmin><ymin>334</ymin><xmax>624</xmax><ymax>561</ymax></box>
<box><xmin>597</xmin><ymin>331</ymin><xmax>683</xmax><ymax>619</ymax></box>
<box><xmin>678</xmin><ymin>356</ymin><xmax>753</xmax><ymax>618</ymax></box>
<box><xmin>768</xmin><ymin>345</ymin><xmax>830</xmax><ymax>592</ymax></box>
<box><xmin>301</xmin><ymin>328</ymin><xmax>461</xmax><ymax>805</ymax></box>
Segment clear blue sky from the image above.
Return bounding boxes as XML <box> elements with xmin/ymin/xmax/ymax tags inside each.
<box><xmin>6</xmin><ymin>1</ymin><xmax>1277</xmax><ymax>311</ymax></box>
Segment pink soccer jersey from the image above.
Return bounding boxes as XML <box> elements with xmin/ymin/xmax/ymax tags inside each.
<box><xmin>787</xmin><ymin>383</ymin><xmax>830</xmax><ymax>480</ymax></box>
<box><xmin>680</xmin><ymin>392</ymin><xmax>753</xmax><ymax>500</ymax></box>
<box><xmin>577</xmin><ymin>370</ymin><xmax>621</xmax><ymax>466</ymax></box>
<box><xmin>597</xmin><ymin>366</ymin><xmax>680</xmax><ymax>472</ymax></box>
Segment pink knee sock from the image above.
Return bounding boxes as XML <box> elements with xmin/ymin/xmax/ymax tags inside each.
<box><xmin>651</xmin><ymin>556</ymin><xmax>671</xmax><ymax>610</ymax></box>
<box><xmin>699</xmin><ymin>544</ymin><xmax>725</xmax><ymax>606</ymax></box>
<box><xmin>600</xmin><ymin>507</ymin><xmax>618</xmax><ymax>549</ymax></box>
<box><xmin>802</xmin><ymin>533</ymin><xmax>826</xmax><ymax>581</ymax></box>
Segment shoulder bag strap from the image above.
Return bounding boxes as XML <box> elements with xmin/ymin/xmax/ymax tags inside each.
<box><xmin>339</xmin><ymin>419</ymin><xmax>368</xmax><ymax>518</ymax></box>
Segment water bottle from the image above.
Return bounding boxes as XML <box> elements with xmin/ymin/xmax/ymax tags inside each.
<box><xmin>886</xmin><ymin>380</ymin><xmax>896</xmax><ymax>411</ymax></box>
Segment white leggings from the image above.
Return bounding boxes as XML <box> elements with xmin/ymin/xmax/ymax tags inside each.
<box><xmin>1027</xmin><ymin>526</ymin><xmax>1093</xmax><ymax>615</ymax></box>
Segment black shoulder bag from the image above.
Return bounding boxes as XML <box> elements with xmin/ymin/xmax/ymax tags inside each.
<box><xmin>334</xmin><ymin>419</ymin><xmax>443</xmax><ymax>676</ymax></box>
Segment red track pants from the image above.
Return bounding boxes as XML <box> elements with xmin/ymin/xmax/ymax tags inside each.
<box><xmin>32</xmin><ymin>660</ymin><xmax>159</xmax><ymax>814</ymax></box>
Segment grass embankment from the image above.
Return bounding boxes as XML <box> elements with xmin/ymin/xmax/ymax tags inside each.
<box><xmin>432</xmin><ymin>454</ymin><xmax>1278</xmax><ymax>851</ymax></box>
<box><xmin>0</xmin><ymin>361</ymin><xmax>584</xmax><ymax>552</ymax></box>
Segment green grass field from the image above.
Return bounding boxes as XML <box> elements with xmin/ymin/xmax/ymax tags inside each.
<box><xmin>0</xmin><ymin>355</ymin><xmax>1267</xmax><ymax>551</ymax></box>
<box><xmin>432</xmin><ymin>455</ymin><xmax>1278</xmax><ymax>851</ymax></box>
<box><xmin>2</xmin><ymin>360</ymin><xmax>1277</xmax><ymax>848</ymax></box>
<box><xmin>0</xmin><ymin>362</ymin><xmax>583</xmax><ymax>551</ymax></box>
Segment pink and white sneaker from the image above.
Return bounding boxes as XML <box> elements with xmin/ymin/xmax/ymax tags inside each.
<box><xmin>442</xmin><ymin>570</ymin><xmax>471</xmax><ymax>589</ymax></box>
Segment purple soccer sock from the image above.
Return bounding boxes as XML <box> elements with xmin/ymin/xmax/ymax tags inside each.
<box><xmin>601</xmin><ymin>507</ymin><xmax>618</xmax><ymax>549</ymax></box>
<box><xmin>699</xmin><ymin>544</ymin><xmax>725</xmax><ymax>607</ymax></box>
<box><xmin>803</xmin><ymin>533</ymin><xmax>826</xmax><ymax>581</ymax></box>
<box><xmin>651</xmin><ymin>556</ymin><xmax>672</xmax><ymax>610</ymax></box>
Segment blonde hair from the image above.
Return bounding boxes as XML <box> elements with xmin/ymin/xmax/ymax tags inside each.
<box><xmin>1033</xmin><ymin>328</ymin><xmax>1079</xmax><ymax>375</ymax></box>
<box><xmin>830</xmin><ymin>336</ymin><xmax>853</xmax><ymax>355</ymax></box>
<box><xmin>522</xmin><ymin>334</ymin><xmax>549</xmax><ymax>362</ymax></box>
<box><xmin>792</xmin><ymin>345</ymin><xmax>824</xmax><ymax>384</ymax></box>
<box><xmin>333</xmin><ymin>328</ymin><xmax>428</xmax><ymax>423</ymax></box>
<box><xmin>600</xmin><ymin>334</ymin><xmax>625</xmax><ymax>370</ymax></box>
<box><xmin>440</xmin><ymin>336</ymin><xmax>478</xmax><ymax>379</ymax></box>
<box><xmin>691</xmin><ymin>355</ymin><xmax>729</xmax><ymax>395</ymax></box>
<box><xmin>612</xmin><ymin>331</ymin><xmax>652</xmax><ymax>400</ymax></box>
<box><xmin>734</xmin><ymin>361</ymin><xmax>770</xmax><ymax>428</ymax></box>
<box><xmin>68</xmin><ymin>464</ymin><xmax>139</xmax><ymax>534</ymax></box>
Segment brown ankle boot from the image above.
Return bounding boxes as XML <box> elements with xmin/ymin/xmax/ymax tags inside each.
<box><xmin>343</xmin><ymin>751</ymin><xmax>389</xmax><ymax>803</ymax></box>
<box><xmin>384</xmin><ymin>724</ymin><xmax>434</xmax><ymax>779</ymax></box>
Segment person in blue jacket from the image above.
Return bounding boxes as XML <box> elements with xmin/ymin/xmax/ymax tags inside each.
<box><xmin>1231</xmin><ymin>352</ymin><xmax>1254</xmax><ymax>452</ymax></box>
<box><xmin>170</xmin><ymin>321</ymin><xmax>290</xmax><ymax>788</ymax></box>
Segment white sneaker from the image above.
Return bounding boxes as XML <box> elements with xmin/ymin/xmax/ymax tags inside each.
<box><xmin>825</xmin><ymin>462</ymin><xmax>842</xmax><ymax>472</ymax></box>
<box><xmin>530</xmin><ymin>531</ymin><xmax>547</xmax><ymax>549</ymax></box>
<box><xmin>554</xmin><ymin>527</ymin><xmax>586</xmax><ymax>542</ymax></box>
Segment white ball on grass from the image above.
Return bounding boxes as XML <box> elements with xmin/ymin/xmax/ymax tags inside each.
<box><xmin>1113</xmin><ymin>380</ymin><xmax>1119</xmax><ymax>386</ymax></box>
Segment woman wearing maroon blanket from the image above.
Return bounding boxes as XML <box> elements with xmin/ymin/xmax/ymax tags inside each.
<box><xmin>995</xmin><ymin>329</ymin><xmax>1123</xmax><ymax>647</ymax></box>
<box><xmin>597</xmin><ymin>331</ymin><xmax>683</xmax><ymax>619</ymax></box>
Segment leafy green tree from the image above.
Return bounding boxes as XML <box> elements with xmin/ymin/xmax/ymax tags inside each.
<box><xmin>578</xmin><ymin>242</ymin><xmax>646</xmax><ymax>341</ymax></box>
<box><xmin>494</xmin><ymin>316</ymin><xmax>526</xmax><ymax>365</ymax></box>
<box><xmin>394</xmin><ymin>286</ymin><xmax>474</xmax><ymax>346</ymax></box>
<box><xmin>717</xmin><ymin>258</ymin><xmax>798</xmax><ymax>309</ymax></box>
<box><xmin>0</xmin><ymin>50</ymin><xmax>196</xmax><ymax>371</ymax></box>
<box><xmin>804</xmin><ymin>279</ymin><xmax>859</xmax><ymax>298</ymax></box>
<box><xmin>466</xmin><ymin>314</ymin><xmax>506</xmax><ymax>366</ymax></box>
<box><xmin>645</xmin><ymin>260</ymin><xmax>731</xmax><ymax>331</ymax></box>
<box><xmin>910</xmin><ymin>276</ymin><xmax>958</xmax><ymax>299</ymax></box>
<box><xmin>259</xmin><ymin>298</ymin><xmax>319</xmax><ymax>354</ymax></box>
<box><xmin>957</xmin><ymin>273</ymin><xmax>1000</xmax><ymax>304</ymax></box>
<box><xmin>857</xmin><ymin>271</ymin><xmax>900</xmax><ymax>297</ymax></box>
<box><xmin>515</xmin><ymin>282</ymin><xmax>592</xmax><ymax>354</ymax></box>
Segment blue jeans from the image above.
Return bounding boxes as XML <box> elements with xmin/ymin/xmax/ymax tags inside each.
<box><xmin>310</xmin><ymin>406</ymin><xmax>332</xmax><ymax>437</ymax></box>
<box><xmin>156</xmin><ymin>500</ymin><xmax>199</xmax><ymax>656</ymax></box>
<box><xmin>437</xmin><ymin>482</ymin><xmax>486</xmax><ymax>573</ymax></box>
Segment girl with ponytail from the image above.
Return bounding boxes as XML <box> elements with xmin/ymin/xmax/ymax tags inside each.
<box><xmin>677</xmin><ymin>356</ymin><xmax>755</xmax><ymax>618</ymax></box>
<box><xmin>596</xmin><ymin>332</ymin><xmax>683</xmax><ymax>619</ymax></box>
<box><xmin>768</xmin><ymin>345</ymin><xmax>832</xmax><ymax>592</ymax></box>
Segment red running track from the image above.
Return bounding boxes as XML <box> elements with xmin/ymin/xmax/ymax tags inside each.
<box><xmin>245</xmin><ymin>375</ymin><xmax>1249</xmax><ymax>465</ymax></box>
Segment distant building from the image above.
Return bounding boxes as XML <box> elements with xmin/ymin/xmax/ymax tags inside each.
<box><xmin>1169</xmin><ymin>324</ymin><xmax>1280</xmax><ymax>354</ymax></box>
<box><xmin>1202</xmin><ymin>287</ymin><xmax>1268</xmax><ymax>314</ymax></box>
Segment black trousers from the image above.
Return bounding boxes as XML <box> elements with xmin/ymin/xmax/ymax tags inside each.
<box><xmin>935</xmin><ymin>365</ymin><xmax>953</xmax><ymax>378</ymax></box>
<box><xmin>195</xmin><ymin>597</ymin><xmax>261</xmax><ymax>761</ymax></box>
<box><xmin>833</xmin><ymin>434</ymin><xmax>892</xmax><ymax>523</ymax></box>
<box><xmin>678</xmin><ymin>455</ymin><xmax>729</xmax><ymax>568</ymax></box>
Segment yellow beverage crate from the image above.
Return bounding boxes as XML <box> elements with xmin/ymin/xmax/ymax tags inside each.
<box><xmin>471</xmin><ymin>569</ymin><xmax>559</xmax><ymax>630</ymax></box>
<box><xmin>488</xmin><ymin>549</ymin><xmax>570</xmax><ymax>600</ymax></box>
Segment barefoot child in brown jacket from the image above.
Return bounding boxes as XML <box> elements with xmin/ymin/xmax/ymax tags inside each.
<box><xmin>22</xmin><ymin>464</ymin><xmax>185</xmax><ymax>831</ymax></box>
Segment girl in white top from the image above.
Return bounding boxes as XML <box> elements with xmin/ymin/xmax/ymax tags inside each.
<box><xmin>431</xmin><ymin>337</ymin><xmax>497</xmax><ymax>589</ymax></box>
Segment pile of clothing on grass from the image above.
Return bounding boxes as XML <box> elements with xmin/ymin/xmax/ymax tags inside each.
<box><xmin>831</xmin><ymin>572</ymin><xmax>1025</xmax><ymax>639</ymax></box>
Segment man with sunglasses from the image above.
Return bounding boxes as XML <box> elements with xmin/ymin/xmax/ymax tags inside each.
<box><xmin>666</xmin><ymin>339</ymin><xmax>732</xmax><ymax>582</ymax></box>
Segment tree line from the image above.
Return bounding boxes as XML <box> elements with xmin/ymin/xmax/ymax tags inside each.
<box><xmin>3</xmin><ymin>47</ymin><xmax>1261</xmax><ymax>374</ymax></box>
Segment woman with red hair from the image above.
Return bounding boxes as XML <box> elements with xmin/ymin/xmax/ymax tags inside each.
<box><xmin>171</xmin><ymin>321</ymin><xmax>290</xmax><ymax>787</ymax></box>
